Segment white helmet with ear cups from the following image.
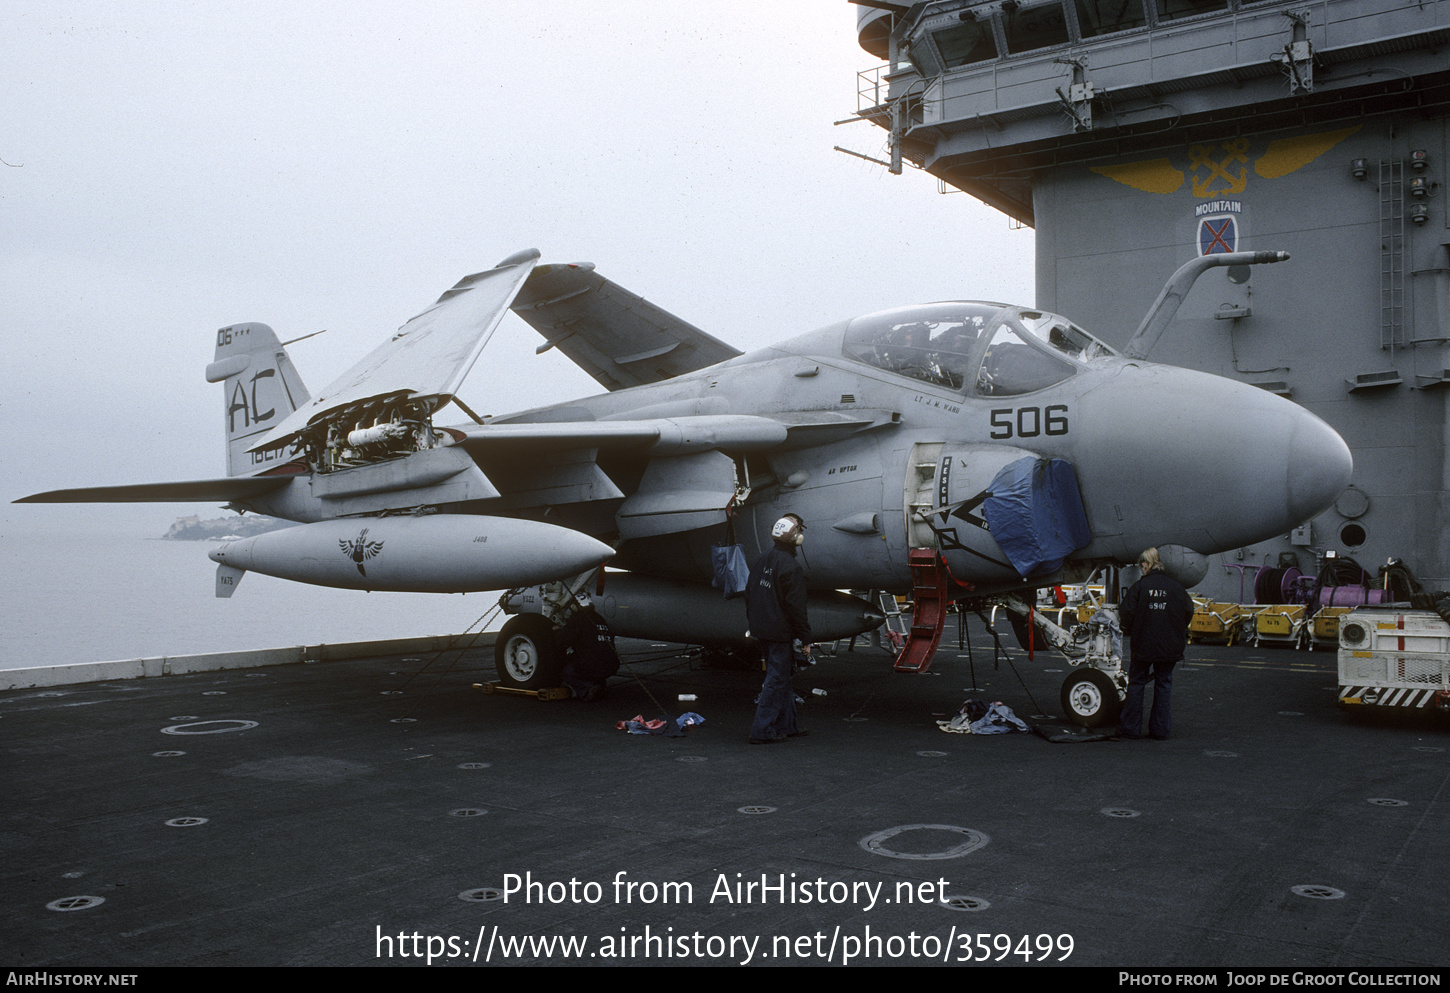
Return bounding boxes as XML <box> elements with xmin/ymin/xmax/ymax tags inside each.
<box><xmin>771</xmin><ymin>514</ymin><xmax>805</xmax><ymax>546</ymax></box>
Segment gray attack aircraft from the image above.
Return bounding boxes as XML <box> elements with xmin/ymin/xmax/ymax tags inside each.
<box><xmin>19</xmin><ymin>248</ymin><xmax>1351</xmax><ymax>725</ymax></box>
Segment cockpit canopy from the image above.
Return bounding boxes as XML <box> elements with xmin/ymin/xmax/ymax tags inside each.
<box><xmin>840</xmin><ymin>302</ymin><xmax>1116</xmax><ymax>396</ymax></box>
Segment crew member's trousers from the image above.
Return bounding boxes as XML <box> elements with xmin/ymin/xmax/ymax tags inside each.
<box><xmin>1121</xmin><ymin>655</ymin><xmax>1178</xmax><ymax>739</ymax></box>
<box><xmin>750</xmin><ymin>641</ymin><xmax>798</xmax><ymax>740</ymax></box>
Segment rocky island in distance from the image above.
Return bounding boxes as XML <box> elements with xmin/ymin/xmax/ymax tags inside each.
<box><xmin>161</xmin><ymin>514</ymin><xmax>291</xmax><ymax>541</ymax></box>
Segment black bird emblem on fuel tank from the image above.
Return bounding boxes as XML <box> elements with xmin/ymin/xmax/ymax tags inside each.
<box><xmin>340</xmin><ymin>528</ymin><xmax>385</xmax><ymax>576</ymax></box>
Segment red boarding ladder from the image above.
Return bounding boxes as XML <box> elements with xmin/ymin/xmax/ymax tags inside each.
<box><xmin>893</xmin><ymin>548</ymin><xmax>955</xmax><ymax>673</ymax></box>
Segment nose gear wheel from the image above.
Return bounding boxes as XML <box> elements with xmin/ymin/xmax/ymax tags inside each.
<box><xmin>1060</xmin><ymin>668</ymin><xmax>1121</xmax><ymax>727</ymax></box>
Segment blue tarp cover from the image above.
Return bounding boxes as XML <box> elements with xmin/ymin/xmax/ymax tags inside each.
<box><xmin>982</xmin><ymin>457</ymin><xmax>1092</xmax><ymax>578</ymax></box>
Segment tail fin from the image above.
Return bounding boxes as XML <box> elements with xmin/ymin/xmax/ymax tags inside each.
<box><xmin>206</xmin><ymin>323</ymin><xmax>311</xmax><ymax>476</ymax></box>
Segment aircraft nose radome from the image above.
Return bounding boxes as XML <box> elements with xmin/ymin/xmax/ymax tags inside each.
<box><xmin>1286</xmin><ymin>410</ymin><xmax>1353</xmax><ymax>525</ymax></box>
<box><xmin>1077</xmin><ymin>364</ymin><xmax>1353</xmax><ymax>556</ymax></box>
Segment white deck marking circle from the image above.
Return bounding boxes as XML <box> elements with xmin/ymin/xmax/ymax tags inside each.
<box><xmin>1292</xmin><ymin>885</ymin><xmax>1345</xmax><ymax>900</ymax></box>
<box><xmin>860</xmin><ymin>824</ymin><xmax>989</xmax><ymax>860</ymax></box>
<box><xmin>47</xmin><ymin>896</ymin><xmax>104</xmax><ymax>911</ymax></box>
<box><xmin>162</xmin><ymin>720</ymin><xmax>257</xmax><ymax>735</ymax></box>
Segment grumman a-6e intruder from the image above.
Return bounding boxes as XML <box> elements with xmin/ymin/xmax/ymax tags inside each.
<box><xmin>19</xmin><ymin>249</ymin><xmax>1352</xmax><ymax>725</ymax></box>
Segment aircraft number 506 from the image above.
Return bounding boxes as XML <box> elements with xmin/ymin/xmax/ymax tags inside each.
<box><xmin>989</xmin><ymin>405</ymin><xmax>1068</xmax><ymax>440</ymax></box>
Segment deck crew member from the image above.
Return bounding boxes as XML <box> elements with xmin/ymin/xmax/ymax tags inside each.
<box><xmin>559</xmin><ymin>592</ymin><xmax>620</xmax><ymax>701</ymax></box>
<box><xmin>1118</xmin><ymin>547</ymin><xmax>1194</xmax><ymax>739</ymax></box>
<box><xmin>745</xmin><ymin>514</ymin><xmax>812</xmax><ymax>744</ymax></box>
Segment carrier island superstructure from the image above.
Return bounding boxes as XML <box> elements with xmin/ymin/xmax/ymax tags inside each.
<box><xmin>851</xmin><ymin>0</ymin><xmax>1450</xmax><ymax>602</ymax></box>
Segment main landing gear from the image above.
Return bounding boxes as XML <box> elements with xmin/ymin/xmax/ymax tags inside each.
<box><xmin>495</xmin><ymin>614</ymin><xmax>563</xmax><ymax>690</ymax></box>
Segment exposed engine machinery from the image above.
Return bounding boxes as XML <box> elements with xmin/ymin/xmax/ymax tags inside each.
<box><xmin>301</xmin><ymin>395</ymin><xmax>449</xmax><ymax>473</ymax></box>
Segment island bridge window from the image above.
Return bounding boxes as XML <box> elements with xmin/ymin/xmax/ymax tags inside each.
<box><xmin>1154</xmin><ymin>0</ymin><xmax>1229</xmax><ymax>21</ymax></box>
<box><xmin>842</xmin><ymin>303</ymin><xmax>1003</xmax><ymax>391</ymax></box>
<box><xmin>931</xmin><ymin>18</ymin><xmax>998</xmax><ymax>68</ymax></box>
<box><xmin>1002</xmin><ymin>1</ymin><xmax>1072</xmax><ymax>54</ymax></box>
<box><xmin>974</xmin><ymin>309</ymin><xmax>1114</xmax><ymax>397</ymax></box>
<box><xmin>1073</xmin><ymin>0</ymin><xmax>1147</xmax><ymax>37</ymax></box>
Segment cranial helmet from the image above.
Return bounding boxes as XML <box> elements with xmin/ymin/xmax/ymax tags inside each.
<box><xmin>771</xmin><ymin>514</ymin><xmax>805</xmax><ymax>546</ymax></box>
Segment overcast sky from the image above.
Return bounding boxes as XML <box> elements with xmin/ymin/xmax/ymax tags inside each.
<box><xmin>1</xmin><ymin>0</ymin><xmax>1033</xmax><ymax>519</ymax></box>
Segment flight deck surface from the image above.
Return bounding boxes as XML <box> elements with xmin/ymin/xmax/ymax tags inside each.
<box><xmin>2</xmin><ymin>626</ymin><xmax>1446</xmax><ymax>968</ymax></box>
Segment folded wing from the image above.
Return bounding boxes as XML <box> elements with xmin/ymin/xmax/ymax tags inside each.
<box><xmin>511</xmin><ymin>263</ymin><xmax>742</xmax><ymax>391</ymax></box>
<box><xmin>248</xmin><ymin>249</ymin><xmax>542</xmax><ymax>453</ymax></box>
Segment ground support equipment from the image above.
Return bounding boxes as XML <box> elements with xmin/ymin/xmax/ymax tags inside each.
<box><xmin>1337</xmin><ymin>608</ymin><xmax>1450</xmax><ymax>711</ymax></box>
<box><xmin>473</xmin><ymin>681</ymin><xmax>572</xmax><ymax>701</ymax></box>
<box><xmin>1253</xmin><ymin>603</ymin><xmax>1306</xmax><ymax>647</ymax></box>
<box><xmin>892</xmin><ymin>548</ymin><xmax>951</xmax><ymax>672</ymax></box>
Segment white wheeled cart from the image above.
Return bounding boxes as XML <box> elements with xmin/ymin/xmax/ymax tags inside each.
<box><xmin>1337</xmin><ymin>608</ymin><xmax>1450</xmax><ymax>711</ymax></box>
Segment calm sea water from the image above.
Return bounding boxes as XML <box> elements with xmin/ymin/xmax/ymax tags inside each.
<box><xmin>0</xmin><ymin>508</ymin><xmax>502</xmax><ymax>671</ymax></box>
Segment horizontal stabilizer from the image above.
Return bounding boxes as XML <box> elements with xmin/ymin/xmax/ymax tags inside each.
<box><xmin>14</xmin><ymin>476</ymin><xmax>292</xmax><ymax>504</ymax></box>
<box><xmin>512</xmin><ymin>263</ymin><xmax>741</xmax><ymax>390</ymax></box>
<box><xmin>216</xmin><ymin>564</ymin><xmax>246</xmax><ymax>598</ymax></box>
<box><xmin>248</xmin><ymin>250</ymin><xmax>540</xmax><ymax>452</ymax></box>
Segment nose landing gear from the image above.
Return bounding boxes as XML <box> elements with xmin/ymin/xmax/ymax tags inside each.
<box><xmin>995</xmin><ymin>594</ymin><xmax>1126</xmax><ymax>727</ymax></box>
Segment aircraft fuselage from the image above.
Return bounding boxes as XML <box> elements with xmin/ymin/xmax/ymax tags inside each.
<box><xmin>234</xmin><ymin>301</ymin><xmax>1351</xmax><ymax>599</ymax></box>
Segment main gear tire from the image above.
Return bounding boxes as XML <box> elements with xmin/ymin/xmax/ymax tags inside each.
<box><xmin>495</xmin><ymin>614</ymin><xmax>563</xmax><ymax>690</ymax></box>
<box><xmin>1060</xmin><ymin>668</ymin><xmax>1121</xmax><ymax>728</ymax></box>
